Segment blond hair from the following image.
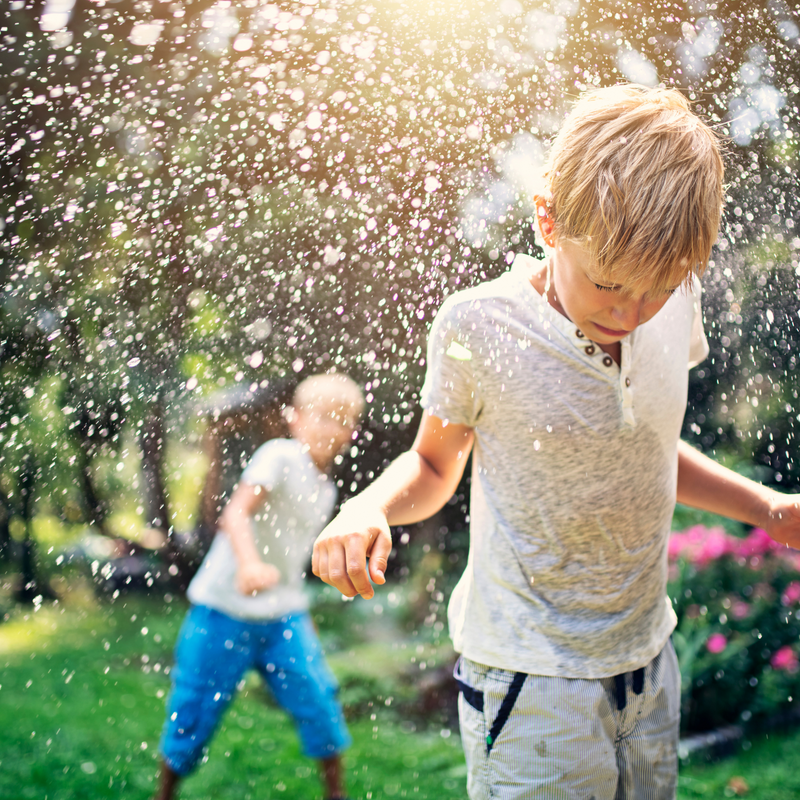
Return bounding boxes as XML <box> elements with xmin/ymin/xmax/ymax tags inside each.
<box><xmin>293</xmin><ymin>373</ymin><xmax>365</xmax><ymax>424</ymax></box>
<box><xmin>545</xmin><ymin>84</ymin><xmax>725</xmax><ymax>294</ymax></box>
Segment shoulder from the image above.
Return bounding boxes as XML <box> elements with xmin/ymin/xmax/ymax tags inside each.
<box><xmin>432</xmin><ymin>271</ymin><xmax>521</xmax><ymax>334</ymax></box>
<box><xmin>244</xmin><ymin>438</ymin><xmax>301</xmax><ymax>483</ymax></box>
<box><xmin>249</xmin><ymin>437</ymin><xmax>295</xmax><ymax>463</ymax></box>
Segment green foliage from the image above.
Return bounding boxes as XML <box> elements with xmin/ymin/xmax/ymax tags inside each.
<box><xmin>669</xmin><ymin>526</ymin><xmax>800</xmax><ymax>734</ymax></box>
<box><xmin>2</xmin><ymin>0</ymin><xmax>800</xmax><ymax>537</ymax></box>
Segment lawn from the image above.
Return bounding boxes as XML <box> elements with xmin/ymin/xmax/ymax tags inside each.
<box><xmin>3</xmin><ymin>574</ymin><xmax>800</xmax><ymax>800</ymax></box>
<box><xmin>0</xmin><ymin>577</ymin><xmax>464</xmax><ymax>800</ymax></box>
<box><xmin>677</xmin><ymin>730</ymin><xmax>800</xmax><ymax>799</ymax></box>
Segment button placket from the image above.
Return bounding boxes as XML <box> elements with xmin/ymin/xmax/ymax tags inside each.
<box><xmin>619</xmin><ymin>339</ymin><xmax>635</xmax><ymax>426</ymax></box>
<box><xmin>575</xmin><ymin>328</ymin><xmax>599</xmax><ymax>359</ymax></box>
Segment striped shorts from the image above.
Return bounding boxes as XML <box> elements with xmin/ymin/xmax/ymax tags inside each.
<box><xmin>455</xmin><ymin>642</ymin><xmax>680</xmax><ymax>800</ymax></box>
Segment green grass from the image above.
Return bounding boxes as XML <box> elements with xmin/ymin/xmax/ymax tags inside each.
<box><xmin>0</xmin><ymin>579</ymin><xmax>464</xmax><ymax>800</ymax></box>
<box><xmin>678</xmin><ymin>731</ymin><xmax>800</xmax><ymax>798</ymax></box>
<box><xmin>4</xmin><ymin>576</ymin><xmax>800</xmax><ymax>800</ymax></box>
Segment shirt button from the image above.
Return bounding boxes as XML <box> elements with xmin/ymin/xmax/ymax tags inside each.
<box><xmin>625</xmin><ymin>377</ymin><xmax>631</xmax><ymax>387</ymax></box>
<box><xmin>584</xmin><ymin>345</ymin><xmax>596</xmax><ymax>356</ymax></box>
<box><xmin>602</xmin><ymin>355</ymin><xmax>613</xmax><ymax>367</ymax></box>
<box><xmin>575</xmin><ymin>329</ymin><xmax>585</xmax><ymax>339</ymax></box>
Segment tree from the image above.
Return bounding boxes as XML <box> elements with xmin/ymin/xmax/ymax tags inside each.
<box><xmin>1</xmin><ymin>0</ymin><xmax>798</xmax><ymax>595</ymax></box>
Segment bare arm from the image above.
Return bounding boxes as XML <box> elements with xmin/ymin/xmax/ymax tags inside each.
<box><xmin>312</xmin><ymin>411</ymin><xmax>474</xmax><ymax>599</ymax></box>
<box><xmin>677</xmin><ymin>439</ymin><xmax>800</xmax><ymax>548</ymax></box>
<box><xmin>219</xmin><ymin>482</ymin><xmax>280</xmax><ymax>595</ymax></box>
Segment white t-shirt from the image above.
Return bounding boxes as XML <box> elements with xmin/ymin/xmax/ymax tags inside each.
<box><xmin>420</xmin><ymin>253</ymin><xmax>708</xmax><ymax>678</ymax></box>
<box><xmin>187</xmin><ymin>438</ymin><xmax>337</xmax><ymax>621</ymax></box>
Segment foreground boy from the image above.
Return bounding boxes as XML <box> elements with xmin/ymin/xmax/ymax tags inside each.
<box><xmin>155</xmin><ymin>373</ymin><xmax>364</xmax><ymax>800</ymax></box>
<box><xmin>312</xmin><ymin>85</ymin><xmax>800</xmax><ymax>799</ymax></box>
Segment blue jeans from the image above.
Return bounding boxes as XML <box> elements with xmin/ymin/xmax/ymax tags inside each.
<box><xmin>159</xmin><ymin>605</ymin><xmax>351</xmax><ymax>776</ymax></box>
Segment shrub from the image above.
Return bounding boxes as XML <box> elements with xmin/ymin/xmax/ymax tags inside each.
<box><xmin>669</xmin><ymin>525</ymin><xmax>800</xmax><ymax>734</ymax></box>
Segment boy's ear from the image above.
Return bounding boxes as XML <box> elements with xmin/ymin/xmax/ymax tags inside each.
<box><xmin>534</xmin><ymin>195</ymin><xmax>556</xmax><ymax>248</ymax></box>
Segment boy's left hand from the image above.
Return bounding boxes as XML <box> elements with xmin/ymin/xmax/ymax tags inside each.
<box><xmin>764</xmin><ymin>492</ymin><xmax>800</xmax><ymax>550</ymax></box>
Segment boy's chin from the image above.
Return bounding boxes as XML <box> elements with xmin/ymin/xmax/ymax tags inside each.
<box><xmin>308</xmin><ymin>444</ymin><xmax>336</xmax><ymax>465</ymax></box>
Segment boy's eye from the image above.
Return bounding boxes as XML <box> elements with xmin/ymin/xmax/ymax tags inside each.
<box><xmin>594</xmin><ymin>283</ymin><xmax>616</xmax><ymax>292</ymax></box>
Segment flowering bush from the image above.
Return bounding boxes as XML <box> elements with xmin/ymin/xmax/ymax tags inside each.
<box><xmin>669</xmin><ymin>525</ymin><xmax>800</xmax><ymax>734</ymax></box>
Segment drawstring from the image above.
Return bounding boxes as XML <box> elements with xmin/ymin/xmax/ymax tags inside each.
<box><xmin>614</xmin><ymin>667</ymin><xmax>645</xmax><ymax>710</ymax></box>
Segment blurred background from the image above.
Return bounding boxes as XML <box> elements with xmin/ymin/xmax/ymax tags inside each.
<box><xmin>1</xmin><ymin>0</ymin><xmax>800</xmax><ymax>797</ymax></box>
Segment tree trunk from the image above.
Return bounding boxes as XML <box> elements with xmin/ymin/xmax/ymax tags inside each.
<box><xmin>140</xmin><ymin>400</ymin><xmax>170</xmax><ymax>533</ymax></box>
<box><xmin>14</xmin><ymin>454</ymin><xmax>54</xmax><ymax>602</ymax></box>
<box><xmin>77</xmin><ymin>444</ymin><xmax>112</xmax><ymax>538</ymax></box>
<box><xmin>0</xmin><ymin>486</ymin><xmax>12</xmax><ymax>561</ymax></box>
<box><xmin>198</xmin><ymin>423</ymin><xmax>223</xmax><ymax>550</ymax></box>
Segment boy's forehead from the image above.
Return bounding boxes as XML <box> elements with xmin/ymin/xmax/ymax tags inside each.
<box><xmin>301</xmin><ymin>396</ymin><xmax>359</xmax><ymax>419</ymax></box>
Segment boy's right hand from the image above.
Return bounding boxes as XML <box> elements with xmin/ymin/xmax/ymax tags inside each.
<box><xmin>312</xmin><ymin>501</ymin><xmax>392</xmax><ymax>600</ymax></box>
<box><xmin>236</xmin><ymin>561</ymin><xmax>281</xmax><ymax>596</ymax></box>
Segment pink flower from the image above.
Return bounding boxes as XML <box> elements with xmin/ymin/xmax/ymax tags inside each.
<box><xmin>731</xmin><ymin>600</ymin><xmax>751</xmax><ymax>620</ymax></box>
<box><xmin>696</xmin><ymin>528</ymin><xmax>734</xmax><ymax>567</ymax></box>
<box><xmin>667</xmin><ymin>533</ymin><xmax>686</xmax><ymax>562</ymax></box>
<box><xmin>770</xmin><ymin>646</ymin><xmax>799</xmax><ymax>673</ymax></box>
<box><xmin>668</xmin><ymin>525</ymin><xmax>735</xmax><ymax>567</ymax></box>
<box><xmin>782</xmin><ymin>582</ymin><xmax>800</xmax><ymax>606</ymax></box>
<box><xmin>734</xmin><ymin>528</ymin><xmax>780</xmax><ymax>559</ymax></box>
<box><xmin>706</xmin><ymin>633</ymin><xmax>728</xmax><ymax>654</ymax></box>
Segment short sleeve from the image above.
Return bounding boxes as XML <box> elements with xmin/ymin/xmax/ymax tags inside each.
<box><xmin>240</xmin><ymin>439</ymin><xmax>287</xmax><ymax>490</ymax></box>
<box><xmin>419</xmin><ymin>294</ymin><xmax>482</xmax><ymax>427</ymax></box>
<box><xmin>688</xmin><ymin>274</ymin><xmax>709</xmax><ymax>368</ymax></box>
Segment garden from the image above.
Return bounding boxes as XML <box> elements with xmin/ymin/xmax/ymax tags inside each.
<box><xmin>6</xmin><ymin>506</ymin><xmax>800</xmax><ymax>799</ymax></box>
<box><xmin>3</xmin><ymin>0</ymin><xmax>800</xmax><ymax>796</ymax></box>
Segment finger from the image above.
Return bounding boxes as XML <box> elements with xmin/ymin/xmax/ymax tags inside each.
<box><xmin>327</xmin><ymin>540</ymin><xmax>361</xmax><ymax>598</ymax></box>
<box><xmin>342</xmin><ymin>533</ymin><xmax>375</xmax><ymax>599</ymax></box>
<box><xmin>368</xmin><ymin>527</ymin><xmax>392</xmax><ymax>585</ymax></box>
<box><xmin>311</xmin><ymin>542</ymin><xmax>320</xmax><ymax>577</ymax></box>
<box><xmin>315</xmin><ymin>544</ymin><xmax>330</xmax><ymax>585</ymax></box>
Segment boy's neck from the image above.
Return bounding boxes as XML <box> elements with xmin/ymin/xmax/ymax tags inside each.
<box><xmin>529</xmin><ymin>259</ymin><xmax>622</xmax><ymax>366</ymax></box>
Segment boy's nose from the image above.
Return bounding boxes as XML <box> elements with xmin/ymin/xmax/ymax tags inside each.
<box><xmin>610</xmin><ymin>296</ymin><xmax>646</xmax><ymax>330</ymax></box>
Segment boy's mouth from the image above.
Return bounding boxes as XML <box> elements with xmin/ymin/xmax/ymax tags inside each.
<box><xmin>593</xmin><ymin>322</ymin><xmax>631</xmax><ymax>338</ymax></box>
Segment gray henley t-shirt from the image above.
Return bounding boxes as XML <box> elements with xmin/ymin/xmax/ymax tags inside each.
<box><xmin>187</xmin><ymin>438</ymin><xmax>337</xmax><ymax>621</ymax></box>
<box><xmin>420</xmin><ymin>253</ymin><xmax>708</xmax><ymax>678</ymax></box>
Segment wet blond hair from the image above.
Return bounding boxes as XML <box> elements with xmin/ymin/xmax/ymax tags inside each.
<box><xmin>544</xmin><ymin>84</ymin><xmax>725</xmax><ymax>294</ymax></box>
<box><xmin>292</xmin><ymin>373</ymin><xmax>365</xmax><ymax>425</ymax></box>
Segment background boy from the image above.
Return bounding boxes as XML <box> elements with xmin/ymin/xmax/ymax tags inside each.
<box><xmin>155</xmin><ymin>373</ymin><xmax>364</xmax><ymax>800</ymax></box>
<box><xmin>312</xmin><ymin>85</ymin><xmax>800</xmax><ymax>799</ymax></box>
